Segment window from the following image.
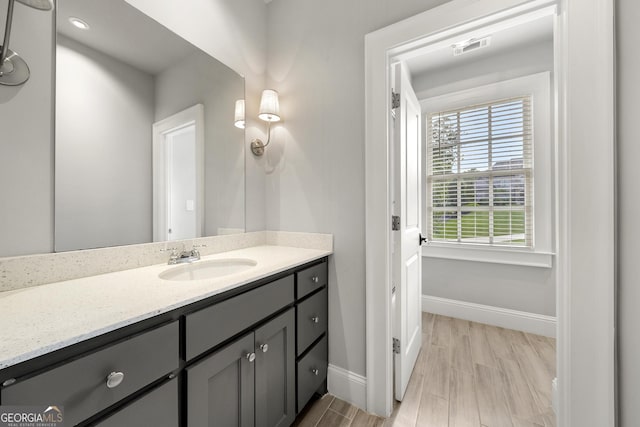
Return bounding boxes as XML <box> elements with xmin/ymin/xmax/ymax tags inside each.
<box><xmin>421</xmin><ymin>73</ymin><xmax>553</xmax><ymax>267</ymax></box>
<box><xmin>427</xmin><ymin>96</ymin><xmax>533</xmax><ymax>247</ymax></box>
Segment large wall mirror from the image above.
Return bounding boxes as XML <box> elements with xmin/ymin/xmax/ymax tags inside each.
<box><xmin>55</xmin><ymin>0</ymin><xmax>245</xmax><ymax>252</ymax></box>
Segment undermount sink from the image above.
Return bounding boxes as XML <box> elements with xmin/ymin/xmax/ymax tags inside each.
<box><xmin>159</xmin><ymin>258</ymin><xmax>257</xmax><ymax>281</ymax></box>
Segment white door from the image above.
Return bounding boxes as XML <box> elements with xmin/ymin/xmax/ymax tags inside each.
<box><xmin>152</xmin><ymin>104</ymin><xmax>205</xmax><ymax>242</ymax></box>
<box><xmin>166</xmin><ymin>125</ymin><xmax>197</xmax><ymax>241</ymax></box>
<box><xmin>392</xmin><ymin>62</ymin><xmax>423</xmax><ymax>401</ymax></box>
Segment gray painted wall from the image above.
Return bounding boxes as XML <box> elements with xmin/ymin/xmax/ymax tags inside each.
<box><xmin>155</xmin><ymin>50</ymin><xmax>245</xmax><ymax>236</ymax></box>
<box><xmin>0</xmin><ymin>6</ymin><xmax>54</xmax><ymax>257</ymax></box>
<box><xmin>55</xmin><ymin>35</ymin><xmax>155</xmax><ymax>251</ymax></box>
<box><xmin>617</xmin><ymin>0</ymin><xmax>638</xmax><ymax>424</ymax></box>
<box><xmin>415</xmin><ymin>39</ymin><xmax>556</xmax><ymax>316</ymax></box>
<box><xmin>264</xmin><ymin>0</ymin><xmax>450</xmax><ymax>378</ymax></box>
<box><xmin>423</xmin><ymin>258</ymin><xmax>555</xmax><ymax>315</ymax></box>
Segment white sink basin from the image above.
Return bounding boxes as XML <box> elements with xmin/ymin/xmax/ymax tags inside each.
<box><xmin>159</xmin><ymin>258</ymin><xmax>257</xmax><ymax>281</ymax></box>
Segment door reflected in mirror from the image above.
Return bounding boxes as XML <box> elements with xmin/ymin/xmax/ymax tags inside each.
<box><xmin>152</xmin><ymin>104</ymin><xmax>204</xmax><ymax>242</ymax></box>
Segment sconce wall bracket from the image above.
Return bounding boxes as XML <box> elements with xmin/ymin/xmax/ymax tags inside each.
<box><xmin>251</xmin><ymin>139</ymin><xmax>266</xmax><ymax>156</ymax></box>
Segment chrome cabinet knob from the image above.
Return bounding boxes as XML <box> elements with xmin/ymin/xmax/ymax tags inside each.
<box><xmin>311</xmin><ymin>316</ymin><xmax>320</xmax><ymax>324</ymax></box>
<box><xmin>311</xmin><ymin>368</ymin><xmax>319</xmax><ymax>376</ymax></box>
<box><xmin>2</xmin><ymin>378</ymin><xmax>16</xmax><ymax>387</ymax></box>
<box><xmin>106</xmin><ymin>372</ymin><xmax>124</xmax><ymax>389</ymax></box>
<box><xmin>311</xmin><ymin>276</ymin><xmax>319</xmax><ymax>283</ymax></box>
<box><xmin>246</xmin><ymin>352</ymin><xmax>256</xmax><ymax>363</ymax></box>
<box><xmin>260</xmin><ymin>344</ymin><xmax>269</xmax><ymax>353</ymax></box>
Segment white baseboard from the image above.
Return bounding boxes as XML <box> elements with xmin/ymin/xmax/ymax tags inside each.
<box><xmin>327</xmin><ymin>364</ymin><xmax>367</xmax><ymax>410</ymax></box>
<box><xmin>422</xmin><ymin>295</ymin><xmax>556</xmax><ymax>338</ymax></box>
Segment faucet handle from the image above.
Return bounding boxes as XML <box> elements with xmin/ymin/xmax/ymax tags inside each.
<box><xmin>161</xmin><ymin>247</ymin><xmax>180</xmax><ymax>264</ymax></box>
<box><xmin>191</xmin><ymin>243</ymin><xmax>207</xmax><ymax>257</ymax></box>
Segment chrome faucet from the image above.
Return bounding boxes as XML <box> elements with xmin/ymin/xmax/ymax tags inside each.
<box><xmin>164</xmin><ymin>244</ymin><xmax>206</xmax><ymax>265</ymax></box>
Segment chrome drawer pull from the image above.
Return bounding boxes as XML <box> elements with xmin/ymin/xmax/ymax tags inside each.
<box><xmin>2</xmin><ymin>378</ymin><xmax>16</xmax><ymax>387</ymax></box>
<box><xmin>311</xmin><ymin>316</ymin><xmax>320</xmax><ymax>324</ymax></box>
<box><xmin>106</xmin><ymin>372</ymin><xmax>125</xmax><ymax>389</ymax></box>
<box><xmin>311</xmin><ymin>276</ymin><xmax>319</xmax><ymax>283</ymax></box>
<box><xmin>311</xmin><ymin>368</ymin><xmax>319</xmax><ymax>376</ymax></box>
<box><xmin>246</xmin><ymin>352</ymin><xmax>256</xmax><ymax>363</ymax></box>
<box><xmin>260</xmin><ymin>344</ymin><xmax>269</xmax><ymax>353</ymax></box>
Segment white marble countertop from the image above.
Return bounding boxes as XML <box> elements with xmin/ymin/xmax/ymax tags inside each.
<box><xmin>0</xmin><ymin>245</ymin><xmax>331</xmax><ymax>369</ymax></box>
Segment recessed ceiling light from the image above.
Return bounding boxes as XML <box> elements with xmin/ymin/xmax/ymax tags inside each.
<box><xmin>69</xmin><ymin>17</ymin><xmax>90</xmax><ymax>30</ymax></box>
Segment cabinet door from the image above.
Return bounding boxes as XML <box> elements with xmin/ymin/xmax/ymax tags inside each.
<box><xmin>254</xmin><ymin>309</ymin><xmax>295</xmax><ymax>427</ymax></box>
<box><xmin>187</xmin><ymin>333</ymin><xmax>255</xmax><ymax>427</ymax></box>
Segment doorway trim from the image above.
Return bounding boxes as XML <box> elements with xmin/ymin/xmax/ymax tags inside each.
<box><xmin>364</xmin><ymin>0</ymin><xmax>615</xmax><ymax>425</ymax></box>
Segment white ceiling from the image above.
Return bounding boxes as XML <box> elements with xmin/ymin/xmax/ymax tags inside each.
<box><xmin>405</xmin><ymin>15</ymin><xmax>554</xmax><ymax>78</ymax></box>
<box><xmin>57</xmin><ymin>0</ymin><xmax>200</xmax><ymax>75</ymax></box>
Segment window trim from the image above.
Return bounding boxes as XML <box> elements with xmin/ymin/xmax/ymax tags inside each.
<box><xmin>420</xmin><ymin>72</ymin><xmax>554</xmax><ymax>267</ymax></box>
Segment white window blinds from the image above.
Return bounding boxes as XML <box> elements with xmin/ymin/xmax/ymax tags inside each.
<box><xmin>426</xmin><ymin>96</ymin><xmax>533</xmax><ymax>247</ymax></box>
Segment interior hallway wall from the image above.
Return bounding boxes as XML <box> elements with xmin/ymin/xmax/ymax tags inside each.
<box><xmin>264</xmin><ymin>0</ymin><xmax>450</xmax><ymax>379</ymax></box>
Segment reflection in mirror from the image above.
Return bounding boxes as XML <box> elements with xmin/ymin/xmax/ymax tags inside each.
<box><xmin>55</xmin><ymin>0</ymin><xmax>245</xmax><ymax>252</ymax></box>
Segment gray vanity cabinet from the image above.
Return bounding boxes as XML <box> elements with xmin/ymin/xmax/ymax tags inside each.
<box><xmin>0</xmin><ymin>257</ymin><xmax>329</xmax><ymax>427</ymax></box>
<box><xmin>187</xmin><ymin>308</ymin><xmax>295</xmax><ymax>427</ymax></box>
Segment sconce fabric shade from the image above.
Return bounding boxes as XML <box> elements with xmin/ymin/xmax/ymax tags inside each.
<box><xmin>16</xmin><ymin>0</ymin><xmax>53</xmax><ymax>10</ymax></box>
<box><xmin>258</xmin><ymin>89</ymin><xmax>280</xmax><ymax>122</ymax></box>
<box><xmin>234</xmin><ymin>99</ymin><xmax>245</xmax><ymax>129</ymax></box>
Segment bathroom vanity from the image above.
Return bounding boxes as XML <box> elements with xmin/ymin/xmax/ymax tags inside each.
<box><xmin>0</xmin><ymin>246</ymin><xmax>329</xmax><ymax>427</ymax></box>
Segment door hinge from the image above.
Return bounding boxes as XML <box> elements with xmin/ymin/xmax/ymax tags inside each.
<box><xmin>391</xmin><ymin>215</ymin><xmax>400</xmax><ymax>231</ymax></box>
<box><xmin>392</xmin><ymin>338</ymin><xmax>400</xmax><ymax>354</ymax></box>
<box><xmin>391</xmin><ymin>91</ymin><xmax>400</xmax><ymax>110</ymax></box>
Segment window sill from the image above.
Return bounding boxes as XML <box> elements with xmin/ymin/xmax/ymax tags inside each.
<box><xmin>421</xmin><ymin>244</ymin><xmax>554</xmax><ymax>268</ymax></box>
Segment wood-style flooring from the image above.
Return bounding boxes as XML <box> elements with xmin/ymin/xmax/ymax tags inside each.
<box><xmin>295</xmin><ymin>313</ymin><xmax>556</xmax><ymax>427</ymax></box>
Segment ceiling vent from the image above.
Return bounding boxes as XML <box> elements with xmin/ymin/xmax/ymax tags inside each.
<box><xmin>452</xmin><ymin>36</ymin><xmax>491</xmax><ymax>56</ymax></box>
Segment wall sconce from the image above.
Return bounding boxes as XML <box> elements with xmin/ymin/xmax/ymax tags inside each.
<box><xmin>0</xmin><ymin>0</ymin><xmax>54</xmax><ymax>86</ymax></box>
<box><xmin>251</xmin><ymin>89</ymin><xmax>280</xmax><ymax>156</ymax></box>
<box><xmin>234</xmin><ymin>99</ymin><xmax>245</xmax><ymax>129</ymax></box>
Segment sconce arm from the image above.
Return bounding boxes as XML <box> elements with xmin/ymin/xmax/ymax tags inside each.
<box><xmin>262</xmin><ymin>121</ymin><xmax>272</xmax><ymax>149</ymax></box>
<box><xmin>1</xmin><ymin>0</ymin><xmax>15</xmax><ymax>65</ymax></box>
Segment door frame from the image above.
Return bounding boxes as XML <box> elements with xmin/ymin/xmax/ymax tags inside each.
<box><xmin>364</xmin><ymin>0</ymin><xmax>616</xmax><ymax>425</ymax></box>
<box><xmin>152</xmin><ymin>104</ymin><xmax>205</xmax><ymax>242</ymax></box>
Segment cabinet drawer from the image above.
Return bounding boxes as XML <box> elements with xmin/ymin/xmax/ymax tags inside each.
<box><xmin>296</xmin><ymin>262</ymin><xmax>327</xmax><ymax>299</ymax></box>
<box><xmin>186</xmin><ymin>275</ymin><xmax>294</xmax><ymax>360</ymax></box>
<box><xmin>297</xmin><ymin>335</ymin><xmax>327</xmax><ymax>413</ymax></box>
<box><xmin>94</xmin><ymin>378</ymin><xmax>178</xmax><ymax>427</ymax></box>
<box><xmin>1</xmin><ymin>321</ymin><xmax>179</xmax><ymax>427</ymax></box>
<box><xmin>296</xmin><ymin>287</ymin><xmax>328</xmax><ymax>356</ymax></box>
